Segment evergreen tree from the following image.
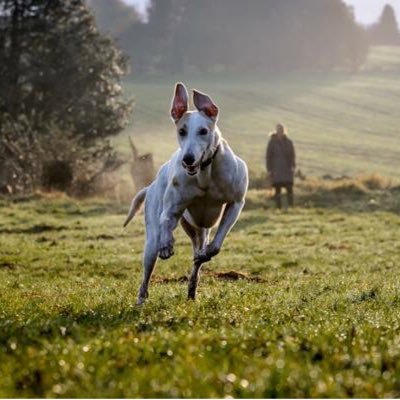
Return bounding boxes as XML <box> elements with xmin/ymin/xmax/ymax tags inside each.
<box><xmin>86</xmin><ymin>0</ymin><xmax>138</xmax><ymax>39</ymax></box>
<box><xmin>369</xmin><ymin>4</ymin><xmax>400</xmax><ymax>45</ymax></box>
<box><xmin>0</xmin><ymin>0</ymin><xmax>132</xmax><ymax>139</ymax></box>
<box><xmin>0</xmin><ymin>0</ymin><xmax>133</xmax><ymax>194</ymax></box>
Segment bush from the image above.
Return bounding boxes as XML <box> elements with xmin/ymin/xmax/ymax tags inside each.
<box><xmin>0</xmin><ymin>116</ymin><xmax>124</xmax><ymax>196</ymax></box>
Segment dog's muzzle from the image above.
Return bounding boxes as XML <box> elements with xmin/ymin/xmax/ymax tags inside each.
<box><xmin>182</xmin><ymin>161</ymin><xmax>200</xmax><ymax>176</ymax></box>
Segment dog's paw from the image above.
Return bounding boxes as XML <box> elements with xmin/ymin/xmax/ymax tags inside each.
<box><xmin>159</xmin><ymin>244</ymin><xmax>174</xmax><ymax>260</ymax></box>
<box><xmin>136</xmin><ymin>297</ymin><xmax>146</xmax><ymax>306</ymax></box>
<box><xmin>193</xmin><ymin>249</ymin><xmax>208</xmax><ymax>265</ymax></box>
<box><xmin>205</xmin><ymin>243</ymin><xmax>220</xmax><ymax>258</ymax></box>
<box><xmin>194</xmin><ymin>243</ymin><xmax>220</xmax><ymax>265</ymax></box>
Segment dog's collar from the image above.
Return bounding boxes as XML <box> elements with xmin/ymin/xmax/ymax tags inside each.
<box><xmin>200</xmin><ymin>144</ymin><xmax>220</xmax><ymax>170</ymax></box>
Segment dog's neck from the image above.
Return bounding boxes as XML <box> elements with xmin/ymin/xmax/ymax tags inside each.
<box><xmin>200</xmin><ymin>144</ymin><xmax>220</xmax><ymax>170</ymax></box>
<box><xmin>195</xmin><ymin>138</ymin><xmax>223</xmax><ymax>190</ymax></box>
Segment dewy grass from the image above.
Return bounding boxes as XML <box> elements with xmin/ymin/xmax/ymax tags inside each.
<box><xmin>1</xmin><ymin>45</ymin><xmax>400</xmax><ymax>398</ymax></box>
<box><xmin>0</xmin><ymin>193</ymin><xmax>400</xmax><ymax>397</ymax></box>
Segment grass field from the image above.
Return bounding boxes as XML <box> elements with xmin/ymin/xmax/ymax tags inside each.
<box><xmin>1</xmin><ymin>46</ymin><xmax>400</xmax><ymax>398</ymax></box>
<box><xmin>119</xmin><ymin>46</ymin><xmax>400</xmax><ymax>179</ymax></box>
<box><xmin>1</xmin><ymin>186</ymin><xmax>400</xmax><ymax>397</ymax></box>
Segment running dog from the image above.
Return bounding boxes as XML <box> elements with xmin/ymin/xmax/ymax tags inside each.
<box><xmin>124</xmin><ymin>83</ymin><xmax>248</xmax><ymax>304</ymax></box>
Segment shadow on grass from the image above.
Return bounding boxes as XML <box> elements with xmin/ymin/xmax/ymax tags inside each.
<box><xmin>0</xmin><ymin>223</ymin><xmax>69</xmax><ymax>234</ymax></box>
<box><xmin>0</xmin><ymin>301</ymin><xmax>143</xmax><ymax>347</ymax></box>
<box><xmin>0</xmin><ymin>270</ymin><xmax>267</xmax><ymax>347</ymax></box>
<box><xmin>245</xmin><ymin>184</ymin><xmax>400</xmax><ymax>215</ymax></box>
<box><xmin>0</xmin><ymin>195</ymin><xmax>128</xmax><ymax>218</ymax></box>
<box><xmin>298</xmin><ymin>187</ymin><xmax>400</xmax><ymax>214</ymax></box>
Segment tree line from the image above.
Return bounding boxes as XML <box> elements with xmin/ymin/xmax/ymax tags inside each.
<box><xmin>368</xmin><ymin>4</ymin><xmax>400</xmax><ymax>46</ymax></box>
<box><xmin>89</xmin><ymin>0</ymin><xmax>400</xmax><ymax>76</ymax></box>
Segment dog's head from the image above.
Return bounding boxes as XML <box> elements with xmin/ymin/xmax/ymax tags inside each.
<box><xmin>170</xmin><ymin>83</ymin><xmax>220</xmax><ymax>177</ymax></box>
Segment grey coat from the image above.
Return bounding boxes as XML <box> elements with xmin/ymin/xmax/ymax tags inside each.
<box><xmin>266</xmin><ymin>134</ymin><xmax>296</xmax><ymax>184</ymax></box>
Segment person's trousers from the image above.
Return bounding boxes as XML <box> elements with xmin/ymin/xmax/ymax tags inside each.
<box><xmin>273</xmin><ymin>182</ymin><xmax>294</xmax><ymax>209</ymax></box>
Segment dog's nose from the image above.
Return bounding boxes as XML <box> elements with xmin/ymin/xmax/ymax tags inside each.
<box><xmin>183</xmin><ymin>153</ymin><xmax>195</xmax><ymax>166</ymax></box>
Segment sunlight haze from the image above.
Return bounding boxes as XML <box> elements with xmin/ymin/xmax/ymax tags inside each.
<box><xmin>122</xmin><ymin>0</ymin><xmax>400</xmax><ymax>25</ymax></box>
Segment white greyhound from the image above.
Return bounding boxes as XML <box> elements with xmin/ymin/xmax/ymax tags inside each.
<box><xmin>124</xmin><ymin>83</ymin><xmax>248</xmax><ymax>304</ymax></box>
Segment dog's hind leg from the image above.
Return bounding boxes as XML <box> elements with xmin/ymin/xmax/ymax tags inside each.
<box><xmin>137</xmin><ymin>238</ymin><xmax>158</xmax><ymax>305</ymax></box>
<box><xmin>188</xmin><ymin>256</ymin><xmax>206</xmax><ymax>300</ymax></box>
<box><xmin>137</xmin><ymin>193</ymin><xmax>160</xmax><ymax>305</ymax></box>
<box><xmin>181</xmin><ymin>217</ymin><xmax>209</xmax><ymax>300</ymax></box>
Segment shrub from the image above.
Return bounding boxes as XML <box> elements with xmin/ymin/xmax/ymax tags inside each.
<box><xmin>0</xmin><ymin>116</ymin><xmax>124</xmax><ymax>196</ymax></box>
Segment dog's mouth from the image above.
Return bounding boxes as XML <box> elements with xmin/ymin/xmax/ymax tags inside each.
<box><xmin>182</xmin><ymin>163</ymin><xmax>199</xmax><ymax>176</ymax></box>
<box><xmin>182</xmin><ymin>151</ymin><xmax>207</xmax><ymax>176</ymax></box>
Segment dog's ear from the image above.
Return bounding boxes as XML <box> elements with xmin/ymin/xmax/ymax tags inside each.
<box><xmin>193</xmin><ymin>90</ymin><xmax>219</xmax><ymax>121</ymax></box>
<box><xmin>170</xmin><ymin>83</ymin><xmax>188</xmax><ymax>123</ymax></box>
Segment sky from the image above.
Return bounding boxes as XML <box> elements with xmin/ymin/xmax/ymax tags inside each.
<box><xmin>344</xmin><ymin>0</ymin><xmax>400</xmax><ymax>25</ymax></box>
<box><xmin>122</xmin><ymin>0</ymin><xmax>400</xmax><ymax>26</ymax></box>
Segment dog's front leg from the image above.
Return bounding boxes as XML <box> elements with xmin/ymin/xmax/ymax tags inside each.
<box><xmin>195</xmin><ymin>199</ymin><xmax>245</xmax><ymax>264</ymax></box>
<box><xmin>159</xmin><ymin>187</ymin><xmax>186</xmax><ymax>260</ymax></box>
<box><xmin>159</xmin><ymin>206</ymin><xmax>183</xmax><ymax>259</ymax></box>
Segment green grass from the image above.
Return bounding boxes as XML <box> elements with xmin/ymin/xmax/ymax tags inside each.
<box><xmin>1</xmin><ymin>46</ymin><xmax>400</xmax><ymax>398</ymax></box>
<box><xmin>118</xmin><ymin>46</ymin><xmax>400</xmax><ymax>179</ymax></box>
<box><xmin>1</xmin><ymin>189</ymin><xmax>400</xmax><ymax>397</ymax></box>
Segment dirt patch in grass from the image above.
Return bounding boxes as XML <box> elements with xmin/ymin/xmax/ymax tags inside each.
<box><xmin>0</xmin><ymin>224</ymin><xmax>67</xmax><ymax>234</ymax></box>
<box><xmin>35</xmin><ymin>236</ymin><xmax>58</xmax><ymax>246</ymax></box>
<box><xmin>93</xmin><ymin>234</ymin><xmax>118</xmax><ymax>240</ymax></box>
<box><xmin>324</xmin><ymin>242</ymin><xmax>353</xmax><ymax>251</ymax></box>
<box><xmin>211</xmin><ymin>270</ymin><xmax>265</xmax><ymax>282</ymax></box>
<box><xmin>0</xmin><ymin>223</ymin><xmax>89</xmax><ymax>235</ymax></box>
<box><xmin>348</xmin><ymin>288</ymin><xmax>379</xmax><ymax>304</ymax></box>
<box><xmin>155</xmin><ymin>270</ymin><xmax>265</xmax><ymax>284</ymax></box>
<box><xmin>0</xmin><ymin>261</ymin><xmax>19</xmax><ymax>270</ymax></box>
<box><xmin>155</xmin><ymin>275</ymin><xmax>189</xmax><ymax>284</ymax></box>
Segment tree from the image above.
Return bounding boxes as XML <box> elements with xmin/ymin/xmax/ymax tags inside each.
<box><xmin>178</xmin><ymin>0</ymin><xmax>368</xmax><ymax>73</ymax></box>
<box><xmin>86</xmin><ymin>0</ymin><xmax>139</xmax><ymax>39</ymax></box>
<box><xmin>116</xmin><ymin>0</ymin><xmax>188</xmax><ymax>75</ymax></box>
<box><xmin>92</xmin><ymin>0</ymin><xmax>369</xmax><ymax>75</ymax></box>
<box><xmin>369</xmin><ymin>4</ymin><xmax>400</xmax><ymax>45</ymax></box>
<box><xmin>140</xmin><ymin>0</ymin><xmax>186</xmax><ymax>74</ymax></box>
<box><xmin>0</xmin><ymin>0</ymin><xmax>133</xmax><ymax>194</ymax></box>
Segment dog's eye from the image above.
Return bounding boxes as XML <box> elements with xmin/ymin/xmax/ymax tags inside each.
<box><xmin>199</xmin><ymin>128</ymin><xmax>208</xmax><ymax>136</ymax></box>
<box><xmin>178</xmin><ymin>128</ymin><xmax>187</xmax><ymax>137</ymax></box>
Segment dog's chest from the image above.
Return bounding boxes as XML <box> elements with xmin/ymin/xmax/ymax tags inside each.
<box><xmin>187</xmin><ymin>191</ymin><xmax>225</xmax><ymax>229</ymax></box>
<box><xmin>196</xmin><ymin>177</ymin><xmax>233</xmax><ymax>203</ymax></box>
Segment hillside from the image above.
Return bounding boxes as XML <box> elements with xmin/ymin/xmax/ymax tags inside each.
<box><xmin>119</xmin><ymin>46</ymin><xmax>400</xmax><ymax>179</ymax></box>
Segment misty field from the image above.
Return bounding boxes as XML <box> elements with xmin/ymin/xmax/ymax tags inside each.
<box><xmin>1</xmin><ymin>187</ymin><xmax>400</xmax><ymax>397</ymax></box>
<box><xmin>120</xmin><ymin>46</ymin><xmax>400</xmax><ymax>179</ymax></box>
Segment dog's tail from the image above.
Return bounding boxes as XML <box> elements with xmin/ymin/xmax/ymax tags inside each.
<box><xmin>123</xmin><ymin>186</ymin><xmax>147</xmax><ymax>228</ymax></box>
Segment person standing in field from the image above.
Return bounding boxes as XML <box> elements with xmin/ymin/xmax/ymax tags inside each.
<box><xmin>266</xmin><ymin>123</ymin><xmax>296</xmax><ymax>209</ymax></box>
